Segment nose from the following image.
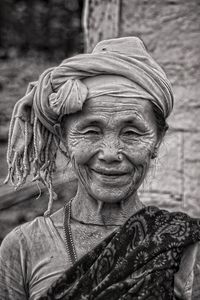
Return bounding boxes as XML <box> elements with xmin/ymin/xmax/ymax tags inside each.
<box><xmin>98</xmin><ymin>140</ymin><xmax>122</xmax><ymax>163</ymax></box>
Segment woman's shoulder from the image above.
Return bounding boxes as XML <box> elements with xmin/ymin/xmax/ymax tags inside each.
<box><xmin>0</xmin><ymin>211</ymin><xmax>57</xmax><ymax>253</ymax></box>
<box><xmin>0</xmin><ymin>216</ymin><xmax>44</xmax><ymax>254</ymax></box>
<box><xmin>1</xmin><ymin>207</ymin><xmax>64</xmax><ymax>253</ymax></box>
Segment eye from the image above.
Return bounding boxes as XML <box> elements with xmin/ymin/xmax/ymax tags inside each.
<box><xmin>121</xmin><ymin>128</ymin><xmax>141</xmax><ymax>138</ymax></box>
<box><xmin>82</xmin><ymin>127</ymin><xmax>101</xmax><ymax>135</ymax></box>
<box><xmin>122</xmin><ymin>129</ymin><xmax>140</xmax><ymax>137</ymax></box>
<box><xmin>84</xmin><ymin>130</ymin><xmax>99</xmax><ymax>135</ymax></box>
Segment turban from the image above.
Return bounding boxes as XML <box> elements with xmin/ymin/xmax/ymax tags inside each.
<box><xmin>13</xmin><ymin>37</ymin><xmax>173</xmax><ymax>137</ymax></box>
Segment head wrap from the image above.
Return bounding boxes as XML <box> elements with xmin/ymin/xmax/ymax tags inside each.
<box><xmin>5</xmin><ymin>37</ymin><xmax>174</xmax><ymax>215</ymax></box>
<box><xmin>28</xmin><ymin>36</ymin><xmax>172</xmax><ymax>136</ymax></box>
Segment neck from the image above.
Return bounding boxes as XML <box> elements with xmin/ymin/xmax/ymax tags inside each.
<box><xmin>71</xmin><ymin>185</ymin><xmax>144</xmax><ymax>226</ymax></box>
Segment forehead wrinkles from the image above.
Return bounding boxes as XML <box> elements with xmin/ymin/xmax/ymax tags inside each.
<box><xmin>78</xmin><ymin>108</ymin><xmax>148</xmax><ymax>131</ymax></box>
<box><xmin>80</xmin><ymin>106</ymin><xmax>147</xmax><ymax>128</ymax></box>
<box><xmin>64</xmin><ymin>96</ymin><xmax>157</xmax><ymax>133</ymax></box>
<box><xmin>83</xmin><ymin>96</ymin><xmax>149</xmax><ymax>114</ymax></box>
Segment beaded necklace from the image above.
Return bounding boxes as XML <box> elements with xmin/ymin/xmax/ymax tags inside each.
<box><xmin>63</xmin><ymin>199</ymin><xmax>77</xmax><ymax>265</ymax></box>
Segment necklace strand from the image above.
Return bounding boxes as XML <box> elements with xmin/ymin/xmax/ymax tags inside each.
<box><xmin>63</xmin><ymin>199</ymin><xmax>77</xmax><ymax>265</ymax></box>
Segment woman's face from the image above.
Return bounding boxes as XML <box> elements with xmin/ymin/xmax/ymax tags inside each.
<box><xmin>63</xmin><ymin>96</ymin><xmax>159</xmax><ymax>203</ymax></box>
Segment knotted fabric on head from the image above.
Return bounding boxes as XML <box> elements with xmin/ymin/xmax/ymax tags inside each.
<box><xmin>5</xmin><ymin>37</ymin><xmax>174</xmax><ymax>215</ymax></box>
<box><xmin>33</xmin><ymin>36</ymin><xmax>173</xmax><ymax>135</ymax></box>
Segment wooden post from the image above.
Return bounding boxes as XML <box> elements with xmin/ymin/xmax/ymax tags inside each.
<box><xmin>82</xmin><ymin>0</ymin><xmax>120</xmax><ymax>53</ymax></box>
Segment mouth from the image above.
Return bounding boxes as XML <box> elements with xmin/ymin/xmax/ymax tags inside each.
<box><xmin>90</xmin><ymin>168</ymin><xmax>129</xmax><ymax>177</ymax></box>
<box><xmin>88</xmin><ymin>167</ymin><xmax>132</xmax><ymax>187</ymax></box>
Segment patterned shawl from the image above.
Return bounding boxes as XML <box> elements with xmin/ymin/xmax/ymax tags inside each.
<box><xmin>39</xmin><ymin>206</ymin><xmax>200</xmax><ymax>300</ymax></box>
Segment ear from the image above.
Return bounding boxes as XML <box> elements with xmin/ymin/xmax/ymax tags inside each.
<box><xmin>155</xmin><ymin>136</ymin><xmax>163</xmax><ymax>150</ymax></box>
<box><xmin>151</xmin><ymin>135</ymin><xmax>164</xmax><ymax>159</ymax></box>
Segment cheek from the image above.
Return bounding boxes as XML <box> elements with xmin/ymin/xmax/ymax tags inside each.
<box><xmin>124</xmin><ymin>137</ymin><xmax>156</xmax><ymax>167</ymax></box>
<box><xmin>67</xmin><ymin>135</ymin><xmax>99</xmax><ymax>165</ymax></box>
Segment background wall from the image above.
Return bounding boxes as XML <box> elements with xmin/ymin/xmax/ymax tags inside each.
<box><xmin>0</xmin><ymin>0</ymin><xmax>83</xmax><ymax>58</ymax></box>
<box><xmin>84</xmin><ymin>0</ymin><xmax>200</xmax><ymax>215</ymax></box>
<box><xmin>0</xmin><ymin>0</ymin><xmax>200</xmax><ymax>243</ymax></box>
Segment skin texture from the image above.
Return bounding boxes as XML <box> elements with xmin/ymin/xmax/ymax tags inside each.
<box><xmin>62</xmin><ymin>95</ymin><xmax>161</xmax><ymax>228</ymax></box>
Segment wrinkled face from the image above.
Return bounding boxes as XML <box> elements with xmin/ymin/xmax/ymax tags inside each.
<box><xmin>63</xmin><ymin>96</ymin><xmax>159</xmax><ymax>203</ymax></box>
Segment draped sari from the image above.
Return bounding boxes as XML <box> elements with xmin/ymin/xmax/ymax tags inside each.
<box><xmin>39</xmin><ymin>206</ymin><xmax>200</xmax><ymax>300</ymax></box>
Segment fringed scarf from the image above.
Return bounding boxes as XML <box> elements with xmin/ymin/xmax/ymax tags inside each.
<box><xmin>39</xmin><ymin>206</ymin><xmax>200</xmax><ymax>300</ymax></box>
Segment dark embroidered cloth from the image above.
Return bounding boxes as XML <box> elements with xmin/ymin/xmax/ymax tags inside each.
<box><xmin>39</xmin><ymin>206</ymin><xmax>200</xmax><ymax>300</ymax></box>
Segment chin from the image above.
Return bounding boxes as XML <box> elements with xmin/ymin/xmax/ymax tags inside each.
<box><xmin>87</xmin><ymin>184</ymin><xmax>136</xmax><ymax>204</ymax></box>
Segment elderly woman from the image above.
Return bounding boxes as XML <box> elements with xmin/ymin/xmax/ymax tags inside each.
<box><xmin>0</xmin><ymin>37</ymin><xmax>200</xmax><ymax>300</ymax></box>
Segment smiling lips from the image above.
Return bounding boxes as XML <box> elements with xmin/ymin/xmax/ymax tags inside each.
<box><xmin>91</xmin><ymin>168</ymin><xmax>129</xmax><ymax>177</ymax></box>
<box><xmin>90</xmin><ymin>168</ymin><xmax>131</xmax><ymax>187</ymax></box>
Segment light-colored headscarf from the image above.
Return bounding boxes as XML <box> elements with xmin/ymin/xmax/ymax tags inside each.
<box><xmin>32</xmin><ymin>37</ymin><xmax>173</xmax><ymax>135</ymax></box>
<box><xmin>5</xmin><ymin>37</ymin><xmax>174</xmax><ymax>215</ymax></box>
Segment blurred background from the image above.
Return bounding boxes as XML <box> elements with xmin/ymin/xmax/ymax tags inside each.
<box><xmin>0</xmin><ymin>0</ymin><xmax>200</xmax><ymax>243</ymax></box>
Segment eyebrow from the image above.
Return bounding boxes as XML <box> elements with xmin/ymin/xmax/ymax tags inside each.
<box><xmin>77</xmin><ymin>119</ymin><xmax>102</xmax><ymax>127</ymax></box>
<box><xmin>77</xmin><ymin>114</ymin><xmax>147</xmax><ymax>130</ymax></box>
<box><xmin>75</xmin><ymin>118</ymin><xmax>104</xmax><ymax>131</ymax></box>
<box><xmin>119</xmin><ymin>115</ymin><xmax>145</xmax><ymax>124</ymax></box>
<box><xmin>119</xmin><ymin>116</ymin><xmax>147</xmax><ymax>131</ymax></box>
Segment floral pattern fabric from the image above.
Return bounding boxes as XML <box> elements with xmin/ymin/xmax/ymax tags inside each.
<box><xmin>39</xmin><ymin>206</ymin><xmax>200</xmax><ymax>300</ymax></box>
